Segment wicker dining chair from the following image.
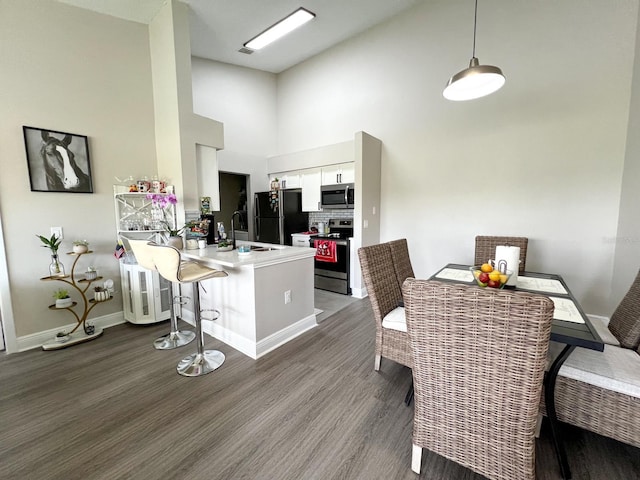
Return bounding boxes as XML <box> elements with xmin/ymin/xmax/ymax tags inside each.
<box><xmin>358</xmin><ymin>242</ymin><xmax>412</xmax><ymax>371</ymax></box>
<box><xmin>403</xmin><ymin>279</ymin><xmax>554</xmax><ymax>479</ymax></box>
<box><xmin>542</xmin><ymin>344</ymin><xmax>640</xmax><ymax>450</ymax></box>
<box><xmin>606</xmin><ymin>268</ymin><xmax>640</xmax><ymax>349</ymax></box>
<box><xmin>474</xmin><ymin>235</ymin><xmax>528</xmax><ymax>274</ymax></box>
<box><xmin>388</xmin><ymin>238</ymin><xmax>415</xmax><ymax>287</ymax></box>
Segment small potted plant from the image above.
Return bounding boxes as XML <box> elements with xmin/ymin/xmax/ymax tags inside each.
<box><xmin>55</xmin><ymin>331</ymin><xmax>70</xmax><ymax>343</ymax></box>
<box><xmin>37</xmin><ymin>233</ymin><xmax>65</xmax><ymax>277</ymax></box>
<box><xmin>93</xmin><ymin>286</ymin><xmax>108</xmax><ymax>302</ymax></box>
<box><xmin>53</xmin><ymin>288</ymin><xmax>72</xmax><ymax>308</ymax></box>
<box><xmin>161</xmin><ymin>221</ymin><xmax>185</xmax><ymax>249</ymax></box>
<box><xmin>72</xmin><ymin>239</ymin><xmax>89</xmax><ymax>254</ymax></box>
<box><xmin>85</xmin><ymin>266</ymin><xmax>98</xmax><ymax>281</ymax></box>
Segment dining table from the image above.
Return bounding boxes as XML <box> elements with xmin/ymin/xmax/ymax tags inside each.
<box><xmin>429</xmin><ymin>263</ymin><xmax>604</xmax><ymax>480</ymax></box>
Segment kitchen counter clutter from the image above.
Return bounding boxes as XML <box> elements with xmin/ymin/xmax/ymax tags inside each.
<box><xmin>179</xmin><ymin>241</ymin><xmax>316</xmax><ymax>359</ymax></box>
<box><xmin>181</xmin><ymin>240</ymin><xmax>314</xmax><ymax>268</ymax></box>
<box><xmin>291</xmin><ymin>232</ymin><xmax>317</xmax><ymax>247</ymax></box>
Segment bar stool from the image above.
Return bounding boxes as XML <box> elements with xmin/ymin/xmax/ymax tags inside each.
<box><xmin>148</xmin><ymin>243</ymin><xmax>228</xmax><ymax>377</ymax></box>
<box><xmin>127</xmin><ymin>239</ymin><xmax>196</xmax><ymax>350</ymax></box>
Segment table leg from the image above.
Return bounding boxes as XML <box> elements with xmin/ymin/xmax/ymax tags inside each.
<box><xmin>545</xmin><ymin>344</ymin><xmax>576</xmax><ymax>480</ymax></box>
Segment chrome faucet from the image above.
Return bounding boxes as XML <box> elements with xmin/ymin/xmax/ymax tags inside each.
<box><xmin>231</xmin><ymin>210</ymin><xmax>242</xmax><ymax>250</ymax></box>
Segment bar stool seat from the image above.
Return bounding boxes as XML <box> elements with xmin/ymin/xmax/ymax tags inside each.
<box><xmin>127</xmin><ymin>239</ymin><xmax>196</xmax><ymax>350</ymax></box>
<box><xmin>149</xmin><ymin>243</ymin><xmax>228</xmax><ymax>377</ymax></box>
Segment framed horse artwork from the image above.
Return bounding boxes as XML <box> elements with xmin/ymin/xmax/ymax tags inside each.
<box><xmin>23</xmin><ymin>126</ymin><xmax>93</xmax><ymax>194</ymax></box>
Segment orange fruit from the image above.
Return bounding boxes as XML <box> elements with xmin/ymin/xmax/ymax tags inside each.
<box><xmin>489</xmin><ymin>271</ymin><xmax>501</xmax><ymax>282</ymax></box>
<box><xmin>499</xmin><ymin>274</ymin><xmax>508</xmax><ymax>284</ymax></box>
<box><xmin>480</xmin><ymin>263</ymin><xmax>493</xmax><ymax>273</ymax></box>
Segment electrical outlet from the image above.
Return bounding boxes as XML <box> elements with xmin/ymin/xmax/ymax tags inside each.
<box><xmin>284</xmin><ymin>290</ymin><xmax>291</xmax><ymax>304</ymax></box>
<box><xmin>50</xmin><ymin>226</ymin><xmax>63</xmax><ymax>239</ymax></box>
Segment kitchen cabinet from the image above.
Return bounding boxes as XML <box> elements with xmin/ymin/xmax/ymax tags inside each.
<box><xmin>120</xmin><ymin>262</ymin><xmax>172</xmax><ymax>324</ymax></box>
<box><xmin>300</xmin><ymin>168</ymin><xmax>321</xmax><ymax>212</ymax></box>
<box><xmin>321</xmin><ymin>162</ymin><xmax>355</xmax><ymax>185</ymax></box>
<box><xmin>270</xmin><ymin>172</ymin><xmax>300</xmax><ymax>190</ymax></box>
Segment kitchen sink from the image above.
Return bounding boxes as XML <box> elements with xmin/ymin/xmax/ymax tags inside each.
<box><xmin>249</xmin><ymin>246</ymin><xmax>275</xmax><ymax>252</ymax></box>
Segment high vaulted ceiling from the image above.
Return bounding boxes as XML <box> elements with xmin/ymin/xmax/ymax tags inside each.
<box><xmin>56</xmin><ymin>0</ymin><xmax>426</xmax><ymax>73</ymax></box>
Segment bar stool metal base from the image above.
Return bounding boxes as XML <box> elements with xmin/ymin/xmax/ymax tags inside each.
<box><xmin>177</xmin><ymin>350</ymin><xmax>225</xmax><ymax>377</ymax></box>
<box><xmin>154</xmin><ymin>330</ymin><xmax>196</xmax><ymax>350</ymax></box>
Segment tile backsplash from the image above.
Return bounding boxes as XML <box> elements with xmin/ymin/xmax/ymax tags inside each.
<box><xmin>309</xmin><ymin>209</ymin><xmax>353</xmax><ymax>229</ymax></box>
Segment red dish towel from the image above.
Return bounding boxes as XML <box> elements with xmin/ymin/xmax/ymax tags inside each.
<box><xmin>314</xmin><ymin>239</ymin><xmax>337</xmax><ymax>263</ymax></box>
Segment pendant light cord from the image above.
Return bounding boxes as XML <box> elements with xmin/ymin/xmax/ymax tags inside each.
<box><xmin>472</xmin><ymin>0</ymin><xmax>478</xmax><ymax>58</ymax></box>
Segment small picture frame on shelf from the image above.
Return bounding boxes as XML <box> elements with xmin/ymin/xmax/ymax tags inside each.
<box><xmin>23</xmin><ymin>126</ymin><xmax>93</xmax><ymax>194</ymax></box>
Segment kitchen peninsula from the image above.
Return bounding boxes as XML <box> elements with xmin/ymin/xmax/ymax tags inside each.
<box><xmin>180</xmin><ymin>241</ymin><xmax>316</xmax><ymax>359</ymax></box>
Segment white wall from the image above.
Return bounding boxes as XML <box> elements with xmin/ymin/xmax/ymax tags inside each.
<box><xmin>276</xmin><ymin>0</ymin><xmax>639</xmax><ymax>314</ymax></box>
<box><xmin>192</xmin><ymin>58</ymin><xmax>276</xmax><ymax>237</ymax></box>
<box><xmin>0</xmin><ymin>0</ymin><xmax>157</xmax><ymax>341</ymax></box>
<box><xmin>613</xmin><ymin>2</ymin><xmax>640</xmax><ymax>305</ymax></box>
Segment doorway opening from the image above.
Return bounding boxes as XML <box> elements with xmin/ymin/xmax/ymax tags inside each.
<box><xmin>218</xmin><ymin>172</ymin><xmax>249</xmax><ymax>241</ymax></box>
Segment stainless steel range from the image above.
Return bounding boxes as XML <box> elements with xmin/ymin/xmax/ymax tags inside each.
<box><xmin>309</xmin><ymin>219</ymin><xmax>353</xmax><ymax>295</ymax></box>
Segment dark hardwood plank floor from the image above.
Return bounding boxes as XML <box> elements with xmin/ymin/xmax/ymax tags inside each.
<box><xmin>1</xmin><ymin>299</ymin><xmax>638</xmax><ymax>480</ymax></box>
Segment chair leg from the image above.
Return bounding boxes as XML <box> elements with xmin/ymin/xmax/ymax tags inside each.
<box><xmin>411</xmin><ymin>444</ymin><xmax>422</xmax><ymax>474</ymax></box>
<box><xmin>374</xmin><ymin>354</ymin><xmax>381</xmax><ymax>371</ymax></box>
<box><xmin>176</xmin><ymin>281</ymin><xmax>225</xmax><ymax>377</ymax></box>
<box><xmin>154</xmin><ymin>282</ymin><xmax>196</xmax><ymax>350</ymax></box>
<box><xmin>535</xmin><ymin>413</ymin><xmax>543</xmax><ymax>438</ymax></box>
<box><xmin>404</xmin><ymin>380</ymin><xmax>414</xmax><ymax>406</ymax></box>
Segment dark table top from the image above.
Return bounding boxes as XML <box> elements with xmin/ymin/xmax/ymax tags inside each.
<box><xmin>428</xmin><ymin>264</ymin><xmax>604</xmax><ymax>352</ymax></box>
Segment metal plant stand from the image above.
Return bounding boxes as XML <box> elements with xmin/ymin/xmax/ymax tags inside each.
<box><xmin>40</xmin><ymin>251</ymin><xmax>111</xmax><ymax>350</ymax></box>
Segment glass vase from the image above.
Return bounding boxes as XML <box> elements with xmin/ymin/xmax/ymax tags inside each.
<box><xmin>49</xmin><ymin>254</ymin><xmax>65</xmax><ymax>277</ymax></box>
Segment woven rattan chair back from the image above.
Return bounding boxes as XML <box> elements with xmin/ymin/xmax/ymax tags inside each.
<box><xmin>403</xmin><ymin>279</ymin><xmax>554</xmax><ymax>479</ymax></box>
<box><xmin>388</xmin><ymin>239</ymin><xmax>415</xmax><ymax>287</ymax></box>
<box><xmin>608</xmin><ymin>268</ymin><xmax>640</xmax><ymax>348</ymax></box>
<box><xmin>475</xmin><ymin>235</ymin><xmax>528</xmax><ymax>274</ymax></box>
<box><xmin>358</xmin><ymin>243</ymin><xmax>411</xmax><ymax>369</ymax></box>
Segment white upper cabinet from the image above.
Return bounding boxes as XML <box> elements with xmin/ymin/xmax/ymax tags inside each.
<box><xmin>300</xmin><ymin>168</ymin><xmax>321</xmax><ymax>212</ymax></box>
<box><xmin>321</xmin><ymin>162</ymin><xmax>355</xmax><ymax>185</ymax></box>
<box><xmin>270</xmin><ymin>172</ymin><xmax>300</xmax><ymax>189</ymax></box>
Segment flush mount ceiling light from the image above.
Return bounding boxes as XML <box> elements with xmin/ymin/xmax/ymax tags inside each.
<box><xmin>244</xmin><ymin>7</ymin><xmax>316</xmax><ymax>51</ymax></box>
<box><xmin>443</xmin><ymin>0</ymin><xmax>505</xmax><ymax>101</ymax></box>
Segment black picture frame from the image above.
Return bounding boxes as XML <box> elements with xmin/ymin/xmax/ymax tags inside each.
<box><xmin>23</xmin><ymin>126</ymin><xmax>93</xmax><ymax>193</ymax></box>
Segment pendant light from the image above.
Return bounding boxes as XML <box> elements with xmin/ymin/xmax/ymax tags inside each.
<box><xmin>443</xmin><ymin>0</ymin><xmax>505</xmax><ymax>101</ymax></box>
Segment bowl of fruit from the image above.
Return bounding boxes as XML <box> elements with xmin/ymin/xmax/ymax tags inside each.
<box><xmin>470</xmin><ymin>263</ymin><xmax>513</xmax><ymax>289</ymax></box>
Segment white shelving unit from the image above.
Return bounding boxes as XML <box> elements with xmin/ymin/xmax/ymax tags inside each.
<box><xmin>114</xmin><ymin>186</ymin><xmax>176</xmax><ymax>324</ymax></box>
<box><xmin>119</xmin><ymin>262</ymin><xmax>172</xmax><ymax>324</ymax></box>
<box><xmin>114</xmin><ymin>186</ymin><xmax>176</xmax><ymax>244</ymax></box>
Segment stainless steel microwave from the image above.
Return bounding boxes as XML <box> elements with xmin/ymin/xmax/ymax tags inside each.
<box><xmin>321</xmin><ymin>183</ymin><xmax>354</xmax><ymax>209</ymax></box>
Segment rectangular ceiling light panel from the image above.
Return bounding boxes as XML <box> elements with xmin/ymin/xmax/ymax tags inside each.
<box><xmin>244</xmin><ymin>7</ymin><xmax>315</xmax><ymax>50</ymax></box>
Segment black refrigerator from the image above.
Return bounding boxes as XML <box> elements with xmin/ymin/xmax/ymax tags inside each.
<box><xmin>254</xmin><ymin>189</ymin><xmax>309</xmax><ymax>245</ymax></box>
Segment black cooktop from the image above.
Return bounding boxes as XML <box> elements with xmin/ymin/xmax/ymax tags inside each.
<box><xmin>314</xmin><ymin>232</ymin><xmax>351</xmax><ymax>239</ymax></box>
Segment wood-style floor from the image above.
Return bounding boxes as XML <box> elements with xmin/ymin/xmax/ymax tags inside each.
<box><xmin>1</xmin><ymin>299</ymin><xmax>639</xmax><ymax>480</ymax></box>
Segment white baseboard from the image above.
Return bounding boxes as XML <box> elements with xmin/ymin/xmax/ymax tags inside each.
<box><xmin>255</xmin><ymin>314</ymin><xmax>317</xmax><ymax>359</ymax></box>
<box><xmin>185</xmin><ymin>309</ymin><xmax>317</xmax><ymax>360</ymax></box>
<box><xmin>16</xmin><ymin>312</ymin><xmax>126</xmax><ymax>352</ymax></box>
<box><xmin>351</xmin><ymin>287</ymin><xmax>367</xmax><ymax>299</ymax></box>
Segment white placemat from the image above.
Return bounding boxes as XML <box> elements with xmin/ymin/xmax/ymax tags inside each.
<box><xmin>550</xmin><ymin>297</ymin><xmax>584</xmax><ymax>324</ymax></box>
<box><xmin>516</xmin><ymin>276</ymin><xmax>568</xmax><ymax>295</ymax></box>
<box><xmin>435</xmin><ymin>268</ymin><xmax>474</xmax><ymax>282</ymax></box>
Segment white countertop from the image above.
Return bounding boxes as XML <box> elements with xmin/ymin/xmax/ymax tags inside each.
<box><xmin>181</xmin><ymin>240</ymin><xmax>315</xmax><ymax>269</ymax></box>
